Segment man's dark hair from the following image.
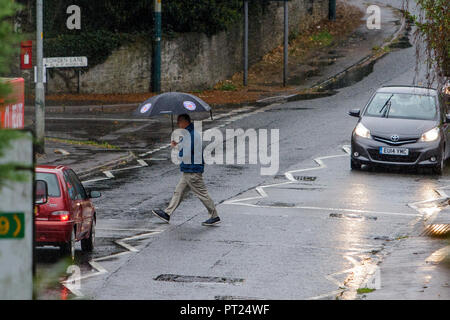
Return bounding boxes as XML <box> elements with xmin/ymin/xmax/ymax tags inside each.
<box><xmin>178</xmin><ymin>114</ymin><xmax>191</xmax><ymax>123</ymax></box>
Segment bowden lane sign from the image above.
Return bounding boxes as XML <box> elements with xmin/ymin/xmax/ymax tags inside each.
<box><xmin>43</xmin><ymin>56</ymin><xmax>88</xmax><ymax>68</ymax></box>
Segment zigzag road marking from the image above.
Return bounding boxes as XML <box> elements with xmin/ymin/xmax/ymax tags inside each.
<box><xmin>82</xmin><ymin>159</ymin><xmax>149</xmax><ymax>184</ymax></box>
<box><xmin>222</xmin><ymin>145</ymin><xmax>438</xmax><ymax>299</ymax></box>
<box><xmin>61</xmin><ymin>228</ymin><xmax>165</xmax><ymax>297</ymax></box>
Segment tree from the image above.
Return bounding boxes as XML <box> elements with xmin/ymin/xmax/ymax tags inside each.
<box><xmin>0</xmin><ymin>0</ymin><xmax>26</xmax><ymax>190</ymax></box>
<box><xmin>404</xmin><ymin>0</ymin><xmax>449</xmax><ymax>86</ymax></box>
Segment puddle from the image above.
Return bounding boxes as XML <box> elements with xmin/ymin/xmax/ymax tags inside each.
<box><xmin>154</xmin><ymin>274</ymin><xmax>244</xmax><ymax>284</ymax></box>
<box><xmin>389</xmin><ymin>34</ymin><xmax>413</xmax><ymax>49</ymax></box>
<box><xmin>321</xmin><ymin>60</ymin><xmax>376</xmax><ymax>91</ymax></box>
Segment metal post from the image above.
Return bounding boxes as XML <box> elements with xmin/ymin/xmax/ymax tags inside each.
<box><xmin>283</xmin><ymin>0</ymin><xmax>288</xmax><ymax>87</ymax></box>
<box><xmin>35</xmin><ymin>0</ymin><xmax>45</xmax><ymax>154</ymax></box>
<box><xmin>152</xmin><ymin>0</ymin><xmax>162</xmax><ymax>92</ymax></box>
<box><xmin>77</xmin><ymin>70</ymin><xmax>81</xmax><ymax>93</ymax></box>
<box><xmin>243</xmin><ymin>0</ymin><xmax>248</xmax><ymax>86</ymax></box>
<box><xmin>329</xmin><ymin>0</ymin><xmax>336</xmax><ymax>21</ymax></box>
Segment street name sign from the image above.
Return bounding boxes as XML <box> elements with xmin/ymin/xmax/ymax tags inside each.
<box><xmin>43</xmin><ymin>56</ymin><xmax>88</xmax><ymax>68</ymax></box>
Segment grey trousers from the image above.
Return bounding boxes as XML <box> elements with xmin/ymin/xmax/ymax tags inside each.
<box><xmin>165</xmin><ymin>172</ymin><xmax>219</xmax><ymax>218</ymax></box>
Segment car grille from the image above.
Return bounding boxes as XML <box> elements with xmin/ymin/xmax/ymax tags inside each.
<box><xmin>372</xmin><ymin>135</ymin><xmax>418</xmax><ymax>145</ymax></box>
<box><xmin>368</xmin><ymin>149</ymin><xmax>420</xmax><ymax>163</ymax></box>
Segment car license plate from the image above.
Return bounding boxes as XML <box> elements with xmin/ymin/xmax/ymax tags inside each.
<box><xmin>379</xmin><ymin>147</ymin><xmax>409</xmax><ymax>156</ymax></box>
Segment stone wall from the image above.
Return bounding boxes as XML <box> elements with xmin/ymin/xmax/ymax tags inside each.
<box><xmin>41</xmin><ymin>0</ymin><xmax>328</xmax><ymax>94</ymax></box>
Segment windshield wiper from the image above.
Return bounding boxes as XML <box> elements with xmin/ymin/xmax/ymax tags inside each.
<box><xmin>378</xmin><ymin>94</ymin><xmax>394</xmax><ymax>117</ymax></box>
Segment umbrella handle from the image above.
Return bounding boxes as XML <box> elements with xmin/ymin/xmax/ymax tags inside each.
<box><xmin>210</xmin><ymin>110</ymin><xmax>213</xmax><ymax>121</ymax></box>
<box><xmin>171</xmin><ymin>114</ymin><xmax>174</xmax><ymax>131</ymax></box>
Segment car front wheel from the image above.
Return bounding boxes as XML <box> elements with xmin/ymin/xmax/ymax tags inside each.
<box><xmin>433</xmin><ymin>150</ymin><xmax>445</xmax><ymax>175</ymax></box>
<box><xmin>351</xmin><ymin>159</ymin><xmax>361</xmax><ymax>170</ymax></box>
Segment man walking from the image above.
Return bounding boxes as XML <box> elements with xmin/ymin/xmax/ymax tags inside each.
<box><xmin>152</xmin><ymin>114</ymin><xmax>221</xmax><ymax>226</ymax></box>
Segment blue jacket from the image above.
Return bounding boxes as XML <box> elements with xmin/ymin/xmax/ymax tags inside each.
<box><xmin>179</xmin><ymin>123</ymin><xmax>204</xmax><ymax>173</ymax></box>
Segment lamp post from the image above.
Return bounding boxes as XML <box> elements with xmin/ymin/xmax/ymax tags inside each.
<box><xmin>329</xmin><ymin>0</ymin><xmax>336</xmax><ymax>21</ymax></box>
<box><xmin>243</xmin><ymin>0</ymin><xmax>248</xmax><ymax>86</ymax></box>
<box><xmin>152</xmin><ymin>0</ymin><xmax>162</xmax><ymax>92</ymax></box>
<box><xmin>35</xmin><ymin>0</ymin><xmax>45</xmax><ymax>154</ymax></box>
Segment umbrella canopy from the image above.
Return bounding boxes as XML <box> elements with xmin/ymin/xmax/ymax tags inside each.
<box><xmin>133</xmin><ymin>92</ymin><xmax>212</xmax><ymax>118</ymax></box>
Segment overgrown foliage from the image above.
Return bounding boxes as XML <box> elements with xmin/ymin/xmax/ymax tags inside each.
<box><xmin>44</xmin><ymin>31</ymin><xmax>131</xmax><ymax>69</ymax></box>
<box><xmin>0</xmin><ymin>0</ymin><xmax>29</xmax><ymax>191</ymax></box>
<box><xmin>18</xmin><ymin>0</ymin><xmax>268</xmax><ymax>69</ymax></box>
<box><xmin>0</xmin><ymin>130</ymin><xmax>30</xmax><ymax>191</ymax></box>
<box><xmin>0</xmin><ymin>0</ymin><xmax>21</xmax><ymax>98</ymax></box>
<box><xmin>403</xmin><ymin>0</ymin><xmax>449</xmax><ymax>85</ymax></box>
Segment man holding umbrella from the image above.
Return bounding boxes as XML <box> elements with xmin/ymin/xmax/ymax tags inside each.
<box><xmin>152</xmin><ymin>113</ymin><xmax>221</xmax><ymax>226</ymax></box>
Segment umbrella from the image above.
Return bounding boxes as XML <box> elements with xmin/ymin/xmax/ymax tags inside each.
<box><xmin>133</xmin><ymin>92</ymin><xmax>213</xmax><ymax>130</ymax></box>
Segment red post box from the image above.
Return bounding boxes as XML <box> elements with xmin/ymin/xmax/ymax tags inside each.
<box><xmin>20</xmin><ymin>41</ymin><xmax>33</xmax><ymax>70</ymax></box>
<box><xmin>0</xmin><ymin>78</ymin><xmax>25</xmax><ymax>129</ymax></box>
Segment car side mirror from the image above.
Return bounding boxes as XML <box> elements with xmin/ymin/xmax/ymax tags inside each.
<box><xmin>35</xmin><ymin>180</ymin><xmax>48</xmax><ymax>204</ymax></box>
<box><xmin>87</xmin><ymin>190</ymin><xmax>101</xmax><ymax>198</ymax></box>
<box><xmin>348</xmin><ymin>109</ymin><xmax>361</xmax><ymax>117</ymax></box>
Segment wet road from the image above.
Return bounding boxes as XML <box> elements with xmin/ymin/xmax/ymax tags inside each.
<box><xmin>34</xmin><ymin>0</ymin><xmax>449</xmax><ymax>299</ymax></box>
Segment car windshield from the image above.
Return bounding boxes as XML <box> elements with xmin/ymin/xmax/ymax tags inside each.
<box><xmin>364</xmin><ymin>93</ymin><xmax>437</xmax><ymax>120</ymax></box>
<box><xmin>36</xmin><ymin>172</ymin><xmax>61</xmax><ymax>197</ymax></box>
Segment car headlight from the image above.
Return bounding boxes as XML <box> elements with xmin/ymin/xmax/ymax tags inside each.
<box><xmin>420</xmin><ymin>127</ymin><xmax>440</xmax><ymax>142</ymax></box>
<box><xmin>354</xmin><ymin>123</ymin><xmax>371</xmax><ymax>139</ymax></box>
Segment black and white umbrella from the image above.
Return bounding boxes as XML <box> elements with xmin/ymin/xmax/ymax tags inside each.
<box><xmin>133</xmin><ymin>92</ymin><xmax>213</xmax><ymax>129</ymax></box>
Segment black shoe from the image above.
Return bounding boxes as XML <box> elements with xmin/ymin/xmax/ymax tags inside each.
<box><xmin>152</xmin><ymin>209</ymin><xmax>170</xmax><ymax>223</ymax></box>
<box><xmin>202</xmin><ymin>217</ymin><xmax>221</xmax><ymax>226</ymax></box>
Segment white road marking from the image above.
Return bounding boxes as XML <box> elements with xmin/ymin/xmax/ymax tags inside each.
<box><xmin>82</xmin><ymin>177</ymin><xmax>111</xmax><ymax>184</ymax></box>
<box><xmin>222</xmin><ymin>144</ymin><xmax>426</xmax><ymax>300</ymax></box>
<box><xmin>103</xmin><ymin>171</ymin><xmax>114</xmax><ymax>178</ymax></box>
<box><xmin>61</xmin><ymin>228</ymin><xmax>165</xmax><ymax>297</ymax></box>
<box><xmin>137</xmin><ymin>159</ymin><xmax>148</xmax><ymax>166</ymax></box>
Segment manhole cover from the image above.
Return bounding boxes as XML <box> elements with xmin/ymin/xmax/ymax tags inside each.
<box><xmin>329</xmin><ymin>213</ymin><xmax>377</xmax><ymax>221</ymax></box>
<box><xmin>215</xmin><ymin>295</ymin><xmax>262</xmax><ymax>300</ymax></box>
<box><xmin>154</xmin><ymin>274</ymin><xmax>244</xmax><ymax>284</ymax></box>
<box><xmin>294</xmin><ymin>176</ymin><xmax>317</xmax><ymax>182</ymax></box>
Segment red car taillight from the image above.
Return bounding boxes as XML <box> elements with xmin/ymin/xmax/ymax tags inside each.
<box><xmin>49</xmin><ymin>211</ymin><xmax>70</xmax><ymax>221</ymax></box>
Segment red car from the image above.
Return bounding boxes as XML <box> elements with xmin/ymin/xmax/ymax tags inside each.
<box><xmin>35</xmin><ymin>165</ymin><xmax>101</xmax><ymax>257</ymax></box>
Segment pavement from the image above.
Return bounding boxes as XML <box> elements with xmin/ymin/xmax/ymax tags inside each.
<box><xmin>30</xmin><ymin>0</ymin><xmax>449</xmax><ymax>300</ymax></box>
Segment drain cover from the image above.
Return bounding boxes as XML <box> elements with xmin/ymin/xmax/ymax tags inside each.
<box><xmin>421</xmin><ymin>224</ymin><xmax>450</xmax><ymax>238</ymax></box>
<box><xmin>154</xmin><ymin>274</ymin><xmax>244</xmax><ymax>284</ymax></box>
